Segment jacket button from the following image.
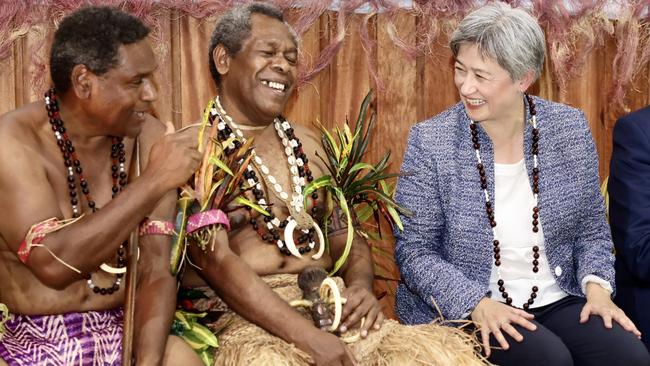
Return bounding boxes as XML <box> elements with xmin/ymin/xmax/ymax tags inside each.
<box><xmin>554</xmin><ymin>266</ymin><xmax>562</xmax><ymax>277</ymax></box>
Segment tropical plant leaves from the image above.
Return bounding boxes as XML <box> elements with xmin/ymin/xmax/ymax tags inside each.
<box><xmin>329</xmin><ymin>187</ymin><xmax>354</xmax><ymax>275</ymax></box>
<box><xmin>208</xmin><ymin>156</ymin><xmax>234</xmax><ymax>177</ymax></box>
<box><xmin>234</xmin><ymin>196</ymin><xmax>270</xmax><ymax>216</ymax></box>
<box><xmin>170</xmin><ymin>197</ymin><xmax>192</xmax><ymax>276</ymax></box>
<box><xmin>302</xmin><ymin>175</ymin><xmax>333</xmax><ymax>200</ymax></box>
<box><xmin>304</xmin><ymin>89</ymin><xmax>412</xmax><ymax>275</ymax></box>
<box><xmin>173</xmin><ymin>310</ymin><xmax>219</xmax><ymax>366</ymax></box>
<box><xmin>172</xmin><ymin>100</ymin><xmax>259</xmax><ymax>275</ymax></box>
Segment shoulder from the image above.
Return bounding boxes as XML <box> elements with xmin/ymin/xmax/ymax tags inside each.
<box><xmin>0</xmin><ymin>102</ymin><xmax>45</xmax><ymax>156</ymax></box>
<box><xmin>138</xmin><ymin>114</ymin><xmax>166</xmax><ymax>144</ymax></box>
<box><xmin>0</xmin><ymin>103</ymin><xmax>50</xmax><ymax>193</ymax></box>
<box><xmin>404</xmin><ymin>102</ymin><xmax>466</xmax><ymax>158</ymax></box>
<box><xmin>133</xmin><ymin>114</ymin><xmax>167</xmax><ymax>169</ymax></box>
<box><xmin>291</xmin><ymin>122</ymin><xmax>320</xmax><ymax>144</ymax></box>
<box><xmin>618</xmin><ymin>105</ymin><xmax>650</xmax><ymax>125</ymax></box>
<box><xmin>0</xmin><ymin>102</ymin><xmax>43</xmax><ymax>138</ymax></box>
<box><xmin>614</xmin><ymin>106</ymin><xmax>650</xmax><ymax>137</ymax></box>
<box><xmin>289</xmin><ymin>121</ymin><xmax>323</xmax><ymax>159</ymax></box>
<box><xmin>533</xmin><ymin>97</ymin><xmax>590</xmax><ymax>140</ymax></box>
<box><xmin>534</xmin><ymin>97</ymin><xmax>584</xmax><ymax>124</ymax></box>
<box><xmin>411</xmin><ymin>102</ymin><xmax>465</xmax><ymax>136</ymax></box>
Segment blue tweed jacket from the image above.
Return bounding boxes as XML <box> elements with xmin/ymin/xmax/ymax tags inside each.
<box><xmin>394</xmin><ymin>96</ymin><xmax>615</xmax><ymax>324</ymax></box>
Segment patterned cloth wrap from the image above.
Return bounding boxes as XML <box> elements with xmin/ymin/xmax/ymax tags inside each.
<box><xmin>0</xmin><ymin>308</ymin><xmax>123</xmax><ymax>366</ymax></box>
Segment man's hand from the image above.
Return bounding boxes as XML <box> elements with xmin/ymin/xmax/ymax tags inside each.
<box><xmin>301</xmin><ymin>329</ymin><xmax>357</xmax><ymax>366</ymax></box>
<box><xmin>581</xmin><ymin>282</ymin><xmax>641</xmax><ymax>338</ymax></box>
<box><xmin>338</xmin><ymin>284</ymin><xmax>384</xmax><ymax>338</ymax></box>
<box><xmin>470</xmin><ymin>297</ymin><xmax>537</xmax><ymax>357</ymax></box>
<box><xmin>144</xmin><ymin>122</ymin><xmax>201</xmax><ymax>192</ymax></box>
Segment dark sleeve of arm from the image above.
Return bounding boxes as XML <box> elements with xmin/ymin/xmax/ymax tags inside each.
<box><xmin>394</xmin><ymin>125</ymin><xmax>486</xmax><ymax>320</ymax></box>
<box><xmin>609</xmin><ymin>114</ymin><xmax>650</xmax><ymax>281</ymax></box>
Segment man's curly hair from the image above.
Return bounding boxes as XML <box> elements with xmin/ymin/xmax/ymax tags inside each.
<box><xmin>50</xmin><ymin>6</ymin><xmax>150</xmax><ymax>93</ymax></box>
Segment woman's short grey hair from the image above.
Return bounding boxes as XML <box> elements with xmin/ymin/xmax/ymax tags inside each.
<box><xmin>208</xmin><ymin>2</ymin><xmax>298</xmax><ymax>87</ymax></box>
<box><xmin>449</xmin><ymin>2</ymin><xmax>545</xmax><ymax>81</ymax></box>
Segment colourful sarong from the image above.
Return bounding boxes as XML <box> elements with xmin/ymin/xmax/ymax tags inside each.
<box><xmin>0</xmin><ymin>308</ymin><xmax>123</xmax><ymax>366</ymax></box>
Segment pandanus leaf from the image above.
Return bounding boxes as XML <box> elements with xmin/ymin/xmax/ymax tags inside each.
<box><xmin>303</xmin><ymin>175</ymin><xmax>333</xmax><ymax>203</ymax></box>
<box><xmin>314</xmin><ymin>150</ymin><xmax>338</xmax><ymax>178</ymax></box>
<box><xmin>214</xmin><ymin>150</ymin><xmax>254</xmax><ymax>209</ymax></box>
<box><xmin>354</xmin><ymin>201</ymin><xmax>375</xmax><ymax>223</ymax></box>
<box><xmin>348</xmin><ymin>162</ymin><xmax>375</xmax><ymax>174</ymax></box>
<box><xmin>329</xmin><ymin>187</ymin><xmax>354</xmax><ymax>276</ymax></box>
<box><xmin>208</xmin><ymin>156</ymin><xmax>234</xmax><ymax>177</ymax></box>
<box><xmin>350</xmin><ymin>91</ymin><xmax>374</xmax><ymax>164</ymax></box>
<box><xmin>337</xmin><ymin>156</ymin><xmax>349</xmax><ymax>179</ymax></box>
<box><xmin>340</xmin><ymin>123</ymin><xmax>355</xmax><ymax>159</ymax></box>
<box><xmin>196</xmin><ymin>104</ymin><xmax>221</xmax><ymax>201</ymax></box>
<box><xmin>197</xmin><ymin>99</ymin><xmax>215</xmax><ymax>154</ymax></box>
<box><xmin>319</xmin><ymin>135</ymin><xmax>341</xmax><ymax>173</ymax></box>
<box><xmin>353</xmin><ymin>112</ymin><xmax>376</xmax><ymax>170</ymax></box>
<box><xmin>384</xmin><ymin>203</ymin><xmax>404</xmax><ymax>231</ymax></box>
<box><xmin>235</xmin><ymin>196</ymin><xmax>270</xmax><ymax>216</ymax></box>
<box><xmin>170</xmin><ymin>197</ymin><xmax>192</xmax><ymax>275</ymax></box>
<box><xmin>316</xmin><ymin>120</ymin><xmax>341</xmax><ymax>159</ymax></box>
<box><xmin>202</xmin><ymin>178</ymin><xmax>225</xmax><ymax>212</ymax></box>
<box><xmin>301</xmin><ymin>89</ymin><xmax>412</xmax><ymax>273</ymax></box>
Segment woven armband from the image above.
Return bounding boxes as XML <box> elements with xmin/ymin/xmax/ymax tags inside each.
<box><xmin>186</xmin><ymin>209</ymin><xmax>230</xmax><ymax>234</ymax></box>
<box><xmin>139</xmin><ymin>219</ymin><xmax>175</xmax><ymax>236</ymax></box>
<box><xmin>18</xmin><ymin>218</ymin><xmax>60</xmax><ymax>263</ymax></box>
<box><xmin>17</xmin><ymin>216</ymin><xmax>82</xmax><ymax>273</ymax></box>
<box><xmin>18</xmin><ymin>217</ymin><xmax>82</xmax><ymax>263</ymax></box>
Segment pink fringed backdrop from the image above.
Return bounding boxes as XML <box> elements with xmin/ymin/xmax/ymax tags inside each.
<box><xmin>2</xmin><ymin>0</ymin><xmax>650</xmax><ymax>318</ymax></box>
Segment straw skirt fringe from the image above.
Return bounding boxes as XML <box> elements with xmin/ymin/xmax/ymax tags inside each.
<box><xmin>192</xmin><ymin>274</ymin><xmax>487</xmax><ymax>366</ymax></box>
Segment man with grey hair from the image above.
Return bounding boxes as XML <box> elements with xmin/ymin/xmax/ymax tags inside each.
<box><xmin>178</xmin><ymin>2</ymin><xmax>484</xmax><ymax>366</ymax></box>
<box><xmin>396</xmin><ymin>2</ymin><xmax>650</xmax><ymax>366</ymax></box>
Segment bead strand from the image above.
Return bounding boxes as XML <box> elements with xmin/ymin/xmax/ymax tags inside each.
<box><xmin>471</xmin><ymin>93</ymin><xmax>540</xmax><ymax>309</ymax></box>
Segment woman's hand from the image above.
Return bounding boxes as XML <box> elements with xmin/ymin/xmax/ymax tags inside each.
<box><xmin>581</xmin><ymin>282</ymin><xmax>641</xmax><ymax>338</ymax></box>
<box><xmin>470</xmin><ymin>297</ymin><xmax>537</xmax><ymax>357</ymax></box>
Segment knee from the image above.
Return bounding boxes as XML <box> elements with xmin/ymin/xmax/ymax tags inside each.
<box><xmin>549</xmin><ymin>346</ymin><xmax>574</xmax><ymax>366</ymax></box>
<box><xmin>532</xmin><ymin>339</ymin><xmax>573</xmax><ymax>366</ymax></box>
<box><xmin>490</xmin><ymin>331</ymin><xmax>573</xmax><ymax>366</ymax></box>
<box><xmin>163</xmin><ymin>335</ymin><xmax>204</xmax><ymax>366</ymax></box>
<box><xmin>615</xmin><ymin>340</ymin><xmax>650</xmax><ymax>366</ymax></box>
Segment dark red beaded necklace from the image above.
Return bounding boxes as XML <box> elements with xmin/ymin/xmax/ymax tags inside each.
<box><xmin>471</xmin><ymin>93</ymin><xmax>540</xmax><ymax>310</ymax></box>
<box><xmin>44</xmin><ymin>88</ymin><xmax>127</xmax><ymax>295</ymax></box>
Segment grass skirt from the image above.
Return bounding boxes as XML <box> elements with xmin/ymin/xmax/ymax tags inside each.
<box><xmin>190</xmin><ymin>274</ymin><xmax>487</xmax><ymax>366</ymax></box>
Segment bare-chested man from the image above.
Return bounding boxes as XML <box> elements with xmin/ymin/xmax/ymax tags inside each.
<box><xmin>181</xmin><ymin>3</ymin><xmax>483</xmax><ymax>366</ymax></box>
<box><xmin>0</xmin><ymin>7</ymin><xmax>203</xmax><ymax>366</ymax></box>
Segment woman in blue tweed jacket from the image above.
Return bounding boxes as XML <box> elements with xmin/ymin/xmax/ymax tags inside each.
<box><xmin>394</xmin><ymin>3</ymin><xmax>650</xmax><ymax>366</ymax></box>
